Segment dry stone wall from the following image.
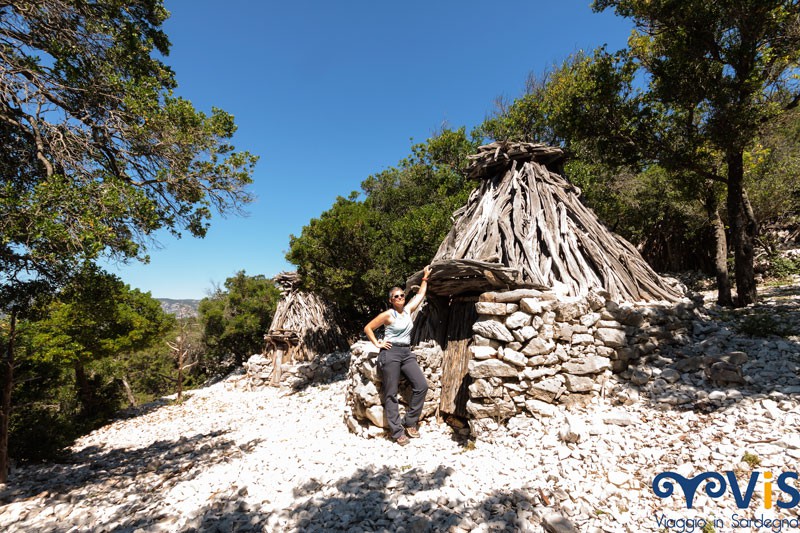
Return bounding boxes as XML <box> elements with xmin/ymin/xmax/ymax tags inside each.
<box><xmin>465</xmin><ymin>289</ymin><xmax>695</xmax><ymax>436</ymax></box>
<box><xmin>344</xmin><ymin>340</ymin><xmax>443</xmax><ymax>439</ymax></box>
<box><xmin>244</xmin><ymin>351</ymin><xmax>350</xmax><ymax>389</ymax></box>
<box><xmin>343</xmin><ymin>288</ymin><xmax>697</xmax><ymax>438</ymax></box>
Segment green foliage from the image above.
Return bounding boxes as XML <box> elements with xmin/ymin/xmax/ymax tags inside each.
<box><xmin>0</xmin><ymin>0</ymin><xmax>254</xmax><ymax>468</ymax></box>
<box><xmin>480</xmin><ymin>53</ymin><xmax>714</xmax><ymax>271</ymax></box>
<box><xmin>285</xmin><ymin>197</ymin><xmax>380</xmax><ymax>323</ymax></box>
<box><xmin>481</xmin><ymin>2</ymin><xmax>800</xmax><ymax>295</ymax></box>
<box><xmin>8</xmin><ymin>405</ymin><xmax>74</xmax><ymax>463</ymax></box>
<box><xmin>593</xmin><ymin>0</ymin><xmax>800</xmax><ymax>151</ymax></box>
<box><xmin>746</xmin><ymin>106</ymin><xmax>800</xmax><ymax>226</ymax></box>
<box><xmin>742</xmin><ymin>451</ymin><xmax>761</xmax><ymax>469</ymax></box>
<box><xmin>479</xmin><ymin>73</ymin><xmax>558</xmax><ymax>145</ymax></box>
<box><xmin>125</xmin><ymin>316</ymin><xmax>205</xmax><ymax>404</ymax></box>
<box><xmin>32</xmin><ymin>265</ymin><xmax>174</xmax><ymax>366</ymax></box>
<box><xmin>591</xmin><ymin>0</ymin><xmax>800</xmax><ymax>305</ymax></box>
<box><xmin>480</xmin><ymin>50</ymin><xmax>647</xmax><ymax>167</ymax></box>
<box><xmin>3</xmin><ymin>324</ymin><xmax>74</xmax><ymax>461</ymax></box>
<box><xmin>198</xmin><ymin>271</ymin><xmax>281</xmax><ymax>370</ymax></box>
<box><xmin>287</xmin><ymin>128</ymin><xmax>480</xmax><ymax>327</ymax></box>
<box><xmin>0</xmin><ymin>0</ymin><xmax>256</xmax><ymax>294</ymax></box>
<box><xmin>767</xmin><ymin>255</ymin><xmax>800</xmax><ymax>279</ymax></box>
<box><xmin>4</xmin><ymin>266</ymin><xmax>175</xmax><ymax>461</ymax></box>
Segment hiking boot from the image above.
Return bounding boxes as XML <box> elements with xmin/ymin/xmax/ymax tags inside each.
<box><xmin>405</xmin><ymin>426</ymin><xmax>420</xmax><ymax>438</ymax></box>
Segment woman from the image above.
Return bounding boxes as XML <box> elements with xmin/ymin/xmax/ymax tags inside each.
<box><xmin>364</xmin><ymin>265</ymin><xmax>432</xmax><ymax>446</ymax></box>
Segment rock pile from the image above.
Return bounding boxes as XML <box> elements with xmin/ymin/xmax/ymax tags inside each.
<box><xmin>465</xmin><ymin>288</ymin><xmax>696</xmax><ymax>436</ymax></box>
<box><xmin>609</xmin><ymin>281</ymin><xmax>800</xmax><ymax>409</ymax></box>
<box><xmin>244</xmin><ymin>351</ymin><xmax>350</xmax><ymax>389</ymax></box>
<box><xmin>343</xmin><ymin>340</ymin><xmax>443</xmax><ymax>438</ymax></box>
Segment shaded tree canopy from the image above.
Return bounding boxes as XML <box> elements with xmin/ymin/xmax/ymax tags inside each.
<box><xmin>0</xmin><ymin>0</ymin><xmax>256</xmax><ymax>482</ymax></box>
<box><xmin>0</xmin><ymin>0</ymin><xmax>257</xmax><ymax>290</ymax></box>
<box><xmin>198</xmin><ymin>271</ymin><xmax>281</xmax><ymax>369</ymax></box>
<box><xmin>590</xmin><ymin>0</ymin><xmax>800</xmax><ymax>305</ymax></box>
<box><xmin>482</xmin><ymin>1</ymin><xmax>800</xmax><ymax>305</ymax></box>
<box><xmin>9</xmin><ymin>264</ymin><xmax>175</xmax><ymax>460</ymax></box>
<box><xmin>480</xmin><ymin>52</ymin><xmax>718</xmax><ymax>277</ymax></box>
<box><xmin>32</xmin><ymin>264</ymin><xmax>175</xmax><ymax>365</ymax></box>
<box><xmin>286</xmin><ymin>128</ymin><xmax>480</xmax><ymax>328</ymax></box>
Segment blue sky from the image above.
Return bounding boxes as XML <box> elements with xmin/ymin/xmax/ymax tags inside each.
<box><xmin>106</xmin><ymin>0</ymin><xmax>634</xmax><ymax>299</ymax></box>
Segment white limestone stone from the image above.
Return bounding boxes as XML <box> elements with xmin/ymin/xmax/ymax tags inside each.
<box><xmin>501</xmin><ymin>349</ymin><xmax>527</xmax><ymax>368</ymax></box>
<box><xmin>470</xmin><ymin>345</ymin><xmax>498</xmax><ymax>360</ymax></box>
<box><xmin>469</xmin><ymin>359</ymin><xmax>519</xmax><ymax>378</ymax></box>
<box><xmin>505</xmin><ymin>311</ymin><xmax>532</xmax><ymax>330</ymax></box>
<box><xmin>472</xmin><ymin>320</ymin><xmax>514</xmax><ymax>342</ymax></box>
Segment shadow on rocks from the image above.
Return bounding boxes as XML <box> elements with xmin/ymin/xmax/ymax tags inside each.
<box><xmin>612</xmin><ymin>283</ymin><xmax>800</xmax><ymax>414</ymax></box>
<box><xmin>181</xmin><ymin>465</ymin><xmax>542</xmax><ymax>532</ymax></box>
<box><xmin>112</xmin><ymin>370</ymin><xmax>248</xmax><ymax>425</ymax></box>
<box><xmin>115</xmin><ymin>397</ymin><xmax>174</xmax><ymax>421</ymax></box>
<box><xmin>0</xmin><ymin>431</ymin><xmax>243</xmax><ymax>513</ymax></box>
<box><xmin>283</xmin><ymin>465</ymin><xmax>537</xmax><ymax>532</ymax></box>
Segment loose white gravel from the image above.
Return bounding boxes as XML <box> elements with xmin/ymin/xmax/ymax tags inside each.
<box><xmin>1</xmin><ymin>284</ymin><xmax>799</xmax><ymax>532</ymax></box>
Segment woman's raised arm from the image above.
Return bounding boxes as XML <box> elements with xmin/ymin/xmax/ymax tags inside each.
<box><xmin>407</xmin><ymin>265</ymin><xmax>432</xmax><ymax>314</ymax></box>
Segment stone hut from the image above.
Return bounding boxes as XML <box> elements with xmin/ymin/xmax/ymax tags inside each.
<box><xmin>247</xmin><ymin>272</ymin><xmax>349</xmax><ymax>388</ymax></box>
<box><xmin>345</xmin><ymin>142</ymin><xmax>694</xmax><ymax>438</ymax></box>
<box><xmin>265</xmin><ymin>272</ymin><xmax>349</xmax><ymax>362</ymax></box>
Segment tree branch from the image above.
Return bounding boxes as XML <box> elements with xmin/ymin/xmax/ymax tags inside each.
<box><xmin>783</xmin><ymin>91</ymin><xmax>800</xmax><ymax>112</ymax></box>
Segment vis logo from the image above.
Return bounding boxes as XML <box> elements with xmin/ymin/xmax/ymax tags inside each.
<box><xmin>652</xmin><ymin>471</ymin><xmax>800</xmax><ymax>509</ymax></box>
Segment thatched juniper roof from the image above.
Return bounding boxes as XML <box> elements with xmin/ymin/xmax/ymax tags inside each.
<box><xmin>267</xmin><ymin>271</ymin><xmax>348</xmax><ymax>360</ymax></box>
<box><xmin>407</xmin><ymin>142</ymin><xmax>683</xmax><ymax>302</ymax></box>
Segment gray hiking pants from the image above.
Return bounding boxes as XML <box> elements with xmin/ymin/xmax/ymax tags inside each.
<box><xmin>377</xmin><ymin>346</ymin><xmax>428</xmax><ymax>440</ymax></box>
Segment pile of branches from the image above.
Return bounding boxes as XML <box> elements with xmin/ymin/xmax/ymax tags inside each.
<box><xmin>409</xmin><ymin>142</ymin><xmax>683</xmax><ymax>302</ymax></box>
<box><xmin>267</xmin><ymin>272</ymin><xmax>349</xmax><ymax>360</ymax></box>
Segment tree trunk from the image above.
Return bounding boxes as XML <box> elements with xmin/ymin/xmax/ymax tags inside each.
<box><xmin>726</xmin><ymin>151</ymin><xmax>758</xmax><ymax>306</ymax></box>
<box><xmin>0</xmin><ymin>312</ymin><xmax>17</xmax><ymax>483</ymax></box>
<box><xmin>439</xmin><ymin>298</ymin><xmax>478</xmax><ymax>417</ymax></box>
<box><xmin>177</xmin><ymin>346</ymin><xmax>184</xmax><ymax>402</ymax></box>
<box><xmin>74</xmin><ymin>361</ymin><xmax>94</xmax><ymax>419</ymax></box>
<box><xmin>121</xmin><ymin>375</ymin><xmax>137</xmax><ymax>408</ymax></box>
<box><xmin>704</xmin><ymin>185</ymin><xmax>733</xmax><ymax>306</ymax></box>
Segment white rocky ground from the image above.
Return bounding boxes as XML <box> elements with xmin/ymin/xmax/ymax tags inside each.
<box><xmin>1</xmin><ymin>282</ymin><xmax>799</xmax><ymax>533</ymax></box>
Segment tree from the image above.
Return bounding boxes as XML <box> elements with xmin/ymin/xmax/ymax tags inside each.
<box><xmin>0</xmin><ymin>1</ymin><xmax>256</xmax><ymax>480</ymax></box>
<box><xmin>591</xmin><ymin>0</ymin><xmax>800</xmax><ymax>305</ymax></box>
<box><xmin>287</xmin><ymin>128</ymin><xmax>480</xmax><ymax>327</ymax></box>
<box><xmin>1</xmin><ymin>1</ymin><xmax>256</xmax><ymax>279</ymax></box>
<box><xmin>31</xmin><ymin>265</ymin><xmax>174</xmax><ymax>423</ymax></box>
<box><xmin>480</xmin><ymin>53</ymin><xmax>725</xmax><ymax>298</ymax></box>
<box><xmin>746</xmin><ymin>103</ymin><xmax>800</xmax><ymax>235</ymax></box>
<box><xmin>3</xmin><ymin>267</ymin><xmax>173</xmax><ymax>462</ymax></box>
<box><xmin>285</xmin><ymin>196</ymin><xmax>381</xmax><ymax>326</ymax></box>
<box><xmin>198</xmin><ymin>271</ymin><xmax>281</xmax><ymax>369</ymax></box>
<box><xmin>549</xmin><ymin>49</ymin><xmax>735</xmax><ymax>304</ymax></box>
<box><xmin>483</xmin><ymin>0</ymin><xmax>800</xmax><ymax>306</ymax></box>
<box><xmin>0</xmin><ymin>280</ymin><xmax>51</xmax><ymax>474</ymax></box>
<box><xmin>480</xmin><ymin>72</ymin><xmax>560</xmax><ymax>147</ymax></box>
<box><xmin>166</xmin><ymin>317</ymin><xmax>197</xmax><ymax>403</ymax></box>
<box><xmin>123</xmin><ymin>315</ymin><xmax>204</xmax><ymax>406</ymax></box>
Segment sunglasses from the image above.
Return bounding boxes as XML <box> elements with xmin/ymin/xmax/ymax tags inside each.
<box><xmin>391</xmin><ymin>293</ymin><xmax>406</xmax><ymax>300</ymax></box>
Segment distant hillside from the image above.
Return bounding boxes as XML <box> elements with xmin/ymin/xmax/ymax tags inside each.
<box><xmin>157</xmin><ymin>298</ymin><xmax>200</xmax><ymax>317</ymax></box>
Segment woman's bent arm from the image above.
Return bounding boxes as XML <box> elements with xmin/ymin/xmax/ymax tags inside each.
<box><xmin>364</xmin><ymin>311</ymin><xmax>391</xmax><ymax>348</ymax></box>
